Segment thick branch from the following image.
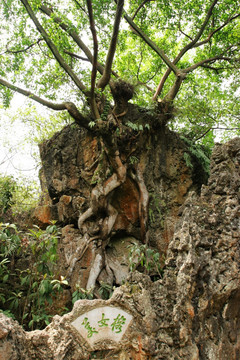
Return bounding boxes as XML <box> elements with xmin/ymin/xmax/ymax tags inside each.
<box><xmin>153</xmin><ymin>69</ymin><xmax>171</xmax><ymax>101</ymax></box>
<box><xmin>86</xmin><ymin>0</ymin><xmax>100</xmax><ymax>119</ymax></box>
<box><xmin>186</xmin><ymin>0</ymin><xmax>219</xmax><ymax>47</ymax></box>
<box><xmin>163</xmin><ymin>73</ymin><xmax>186</xmax><ymax>102</ymax></box>
<box><xmin>20</xmin><ymin>0</ymin><xmax>87</xmax><ymax>95</ymax></box>
<box><xmin>97</xmin><ymin>0</ymin><xmax>124</xmax><ymax>89</ymax></box>
<box><xmin>39</xmin><ymin>4</ymin><xmax>104</xmax><ymax>72</ymax></box>
<box><xmin>86</xmin><ymin>0</ymin><xmax>98</xmax><ymax>89</ymax></box>
<box><xmin>64</xmin><ymin>50</ymin><xmax>119</xmax><ymax>78</ymax></box>
<box><xmin>0</xmin><ymin>77</ymin><xmax>90</xmax><ymax>129</ymax></box>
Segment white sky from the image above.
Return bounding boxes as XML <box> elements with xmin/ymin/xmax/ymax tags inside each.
<box><xmin>0</xmin><ymin>94</ymin><xmax>40</xmax><ymax>182</ymax></box>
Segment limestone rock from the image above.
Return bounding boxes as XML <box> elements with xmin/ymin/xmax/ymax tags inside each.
<box><xmin>39</xmin><ymin>125</ymin><xmax>205</xmax><ymax>251</ymax></box>
<box><xmin>1</xmin><ymin>138</ymin><xmax>239</xmax><ymax>359</ymax></box>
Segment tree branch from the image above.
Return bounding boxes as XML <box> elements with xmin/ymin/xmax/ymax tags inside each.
<box><xmin>0</xmin><ymin>77</ymin><xmax>90</xmax><ymax>129</ymax></box>
<box><xmin>97</xmin><ymin>0</ymin><xmax>124</xmax><ymax>89</ymax></box>
<box><xmin>178</xmin><ymin>17</ymin><xmax>193</xmax><ymax>41</ymax></box>
<box><xmin>193</xmin><ymin>13</ymin><xmax>240</xmax><ymax>48</ymax></box>
<box><xmin>153</xmin><ymin>0</ymin><xmax>219</xmax><ymax>100</ymax></box>
<box><xmin>20</xmin><ymin>0</ymin><xmax>87</xmax><ymax>95</ymax></box>
<box><xmin>132</xmin><ymin>0</ymin><xmax>154</xmax><ymax>20</ymax></box>
<box><xmin>63</xmin><ymin>50</ymin><xmax>119</xmax><ymax>78</ymax></box>
<box><xmin>194</xmin><ymin>126</ymin><xmax>240</xmax><ymax>141</ymax></box>
<box><xmin>73</xmin><ymin>0</ymin><xmax>88</xmax><ymax>15</ymax></box>
<box><xmin>86</xmin><ymin>0</ymin><xmax>100</xmax><ymax>119</ymax></box>
<box><xmin>3</xmin><ymin>38</ymin><xmax>43</xmax><ymax>54</ymax></box>
<box><xmin>121</xmin><ymin>7</ymin><xmax>181</xmax><ymax>76</ymax></box>
<box><xmin>39</xmin><ymin>4</ymin><xmax>104</xmax><ymax>74</ymax></box>
<box><xmin>163</xmin><ymin>73</ymin><xmax>186</xmax><ymax>102</ymax></box>
<box><xmin>183</xmin><ymin>55</ymin><xmax>232</xmax><ymax>73</ymax></box>
<box><xmin>63</xmin><ymin>50</ymin><xmax>89</xmax><ymax>62</ymax></box>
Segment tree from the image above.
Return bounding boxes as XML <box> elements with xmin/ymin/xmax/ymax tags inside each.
<box><xmin>0</xmin><ymin>0</ymin><xmax>239</xmax><ymax>289</ymax></box>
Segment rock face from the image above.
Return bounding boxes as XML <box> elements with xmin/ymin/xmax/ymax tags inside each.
<box><xmin>152</xmin><ymin>137</ymin><xmax>240</xmax><ymax>359</ymax></box>
<box><xmin>35</xmin><ymin>124</ymin><xmax>207</xmax><ymax>289</ymax></box>
<box><xmin>1</xmin><ymin>138</ymin><xmax>239</xmax><ymax>359</ymax></box>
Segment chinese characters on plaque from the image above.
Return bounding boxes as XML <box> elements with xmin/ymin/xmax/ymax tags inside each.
<box><xmin>71</xmin><ymin>306</ymin><xmax>132</xmax><ymax>346</ymax></box>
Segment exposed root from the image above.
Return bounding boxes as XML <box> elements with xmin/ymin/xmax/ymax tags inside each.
<box><xmin>67</xmin><ymin>233</ymin><xmax>92</xmax><ymax>279</ymax></box>
<box><xmin>101</xmin><ymin>203</ymin><xmax>118</xmax><ymax>241</ymax></box>
<box><xmin>77</xmin><ymin>147</ymin><xmax>127</xmax><ymax>290</ymax></box>
<box><xmin>86</xmin><ymin>246</ymin><xmax>104</xmax><ymax>290</ymax></box>
<box><xmin>78</xmin><ymin>207</ymin><xmax>94</xmax><ymax>231</ymax></box>
<box><xmin>78</xmin><ymin>148</ymin><xmax>126</xmax><ymax>232</ymax></box>
<box><xmin>131</xmin><ymin>166</ymin><xmax>149</xmax><ymax>243</ymax></box>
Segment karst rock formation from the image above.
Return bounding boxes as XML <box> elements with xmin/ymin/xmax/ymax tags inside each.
<box><xmin>0</xmin><ymin>130</ymin><xmax>239</xmax><ymax>359</ymax></box>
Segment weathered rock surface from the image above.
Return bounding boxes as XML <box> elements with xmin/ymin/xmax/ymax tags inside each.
<box><xmin>35</xmin><ymin>124</ymin><xmax>207</xmax><ymax>288</ymax></box>
<box><xmin>1</xmin><ymin>138</ymin><xmax>239</xmax><ymax>359</ymax></box>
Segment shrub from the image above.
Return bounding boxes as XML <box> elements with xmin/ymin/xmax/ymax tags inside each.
<box><xmin>0</xmin><ymin>222</ymin><xmax>68</xmax><ymax>330</ymax></box>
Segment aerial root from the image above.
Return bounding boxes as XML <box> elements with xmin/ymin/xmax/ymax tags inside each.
<box><xmin>76</xmin><ymin>149</ymin><xmax>127</xmax><ymax>290</ymax></box>
<box><xmin>130</xmin><ymin>166</ymin><xmax>149</xmax><ymax>243</ymax></box>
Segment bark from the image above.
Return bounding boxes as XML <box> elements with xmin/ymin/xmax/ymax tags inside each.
<box><xmin>39</xmin><ymin>4</ymin><xmax>105</xmax><ymax>76</ymax></box>
<box><xmin>122</xmin><ymin>9</ymin><xmax>181</xmax><ymax>76</ymax></box>
<box><xmin>0</xmin><ymin>77</ymin><xmax>90</xmax><ymax>129</ymax></box>
<box><xmin>76</xmin><ymin>142</ymin><xmax>127</xmax><ymax>290</ymax></box>
<box><xmin>20</xmin><ymin>0</ymin><xmax>87</xmax><ymax>95</ymax></box>
<box><xmin>97</xmin><ymin>0</ymin><xmax>124</xmax><ymax>89</ymax></box>
<box><xmin>163</xmin><ymin>73</ymin><xmax>186</xmax><ymax>103</ymax></box>
<box><xmin>67</xmin><ymin>233</ymin><xmax>92</xmax><ymax>278</ymax></box>
<box><xmin>153</xmin><ymin>0</ymin><xmax>220</xmax><ymax>100</ymax></box>
<box><xmin>86</xmin><ymin>249</ymin><xmax>103</xmax><ymax>290</ymax></box>
<box><xmin>86</xmin><ymin>0</ymin><xmax>100</xmax><ymax>119</ymax></box>
<box><xmin>131</xmin><ymin>166</ymin><xmax>149</xmax><ymax>243</ymax></box>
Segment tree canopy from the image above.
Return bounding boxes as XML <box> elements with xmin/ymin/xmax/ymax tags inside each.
<box><xmin>0</xmin><ymin>0</ymin><xmax>239</xmax><ymax>142</ymax></box>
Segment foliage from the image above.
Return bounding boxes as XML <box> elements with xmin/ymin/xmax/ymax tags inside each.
<box><xmin>0</xmin><ymin>0</ymin><xmax>239</xmax><ymax>144</ymax></box>
<box><xmin>71</xmin><ymin>281</ymin><xmax>114</xmax><ymax>303</ymax></box>
<box><xmin>171</xmin><ymin>77</ymin><xmax>240</xmax><ymax>146</ymax></box>
<box><xmin>181</xmin><ymin>136</ymin><xmax>211</xmax><ymax>175</ymax></box>
<box><xmin>12</xmin><ymin>105</ymin><xmax>73</xmax><ymax>149</ymax></box>
<box><xmin>0</xmin><ymin>175</ymin><xmax>16</xmax><ymax>216</ymax></box>
<box><xmin>128</xmin><ymin>243</ymin><xmax>164</xmax><ymax>279</ymax></box>
<box><xmin>98</xmin><ymin>281</ymin><xmax>114</xmax><ymax>300</ymax></box>
<box><xmin>0</xmin><ymin>222</ymin><xmax>67</xmax><ymax>330</ymax></box>
<box><xmin>72</xmin><ymin>284</ymin><xmax>94</xmax><ymax>304</ymax></box>
<box><xmin>0</xmin><ymin>173</ymin><xmax>40</xmax><ymax>219</ymax></box>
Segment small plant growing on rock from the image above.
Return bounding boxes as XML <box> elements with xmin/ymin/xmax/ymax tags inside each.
<box><xmin>72</xmin><ymin>284</ymin><xmax>94</xmax><ymax>304</ymax></box>
<box><xmin>128</xmin><ymin>243</ymin><xmax>164</xmax><ymax>280</ymax></box>
<box><xmin>98</xmin><ymin>281</ymin><xmax>114</xmax><ymax>300</ymax></box>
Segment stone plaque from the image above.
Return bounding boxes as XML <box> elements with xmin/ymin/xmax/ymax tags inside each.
<box><xmin>71</xmin><ymin>306</ymin><xmax>132</xmax><ymax>348</ymax></box>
